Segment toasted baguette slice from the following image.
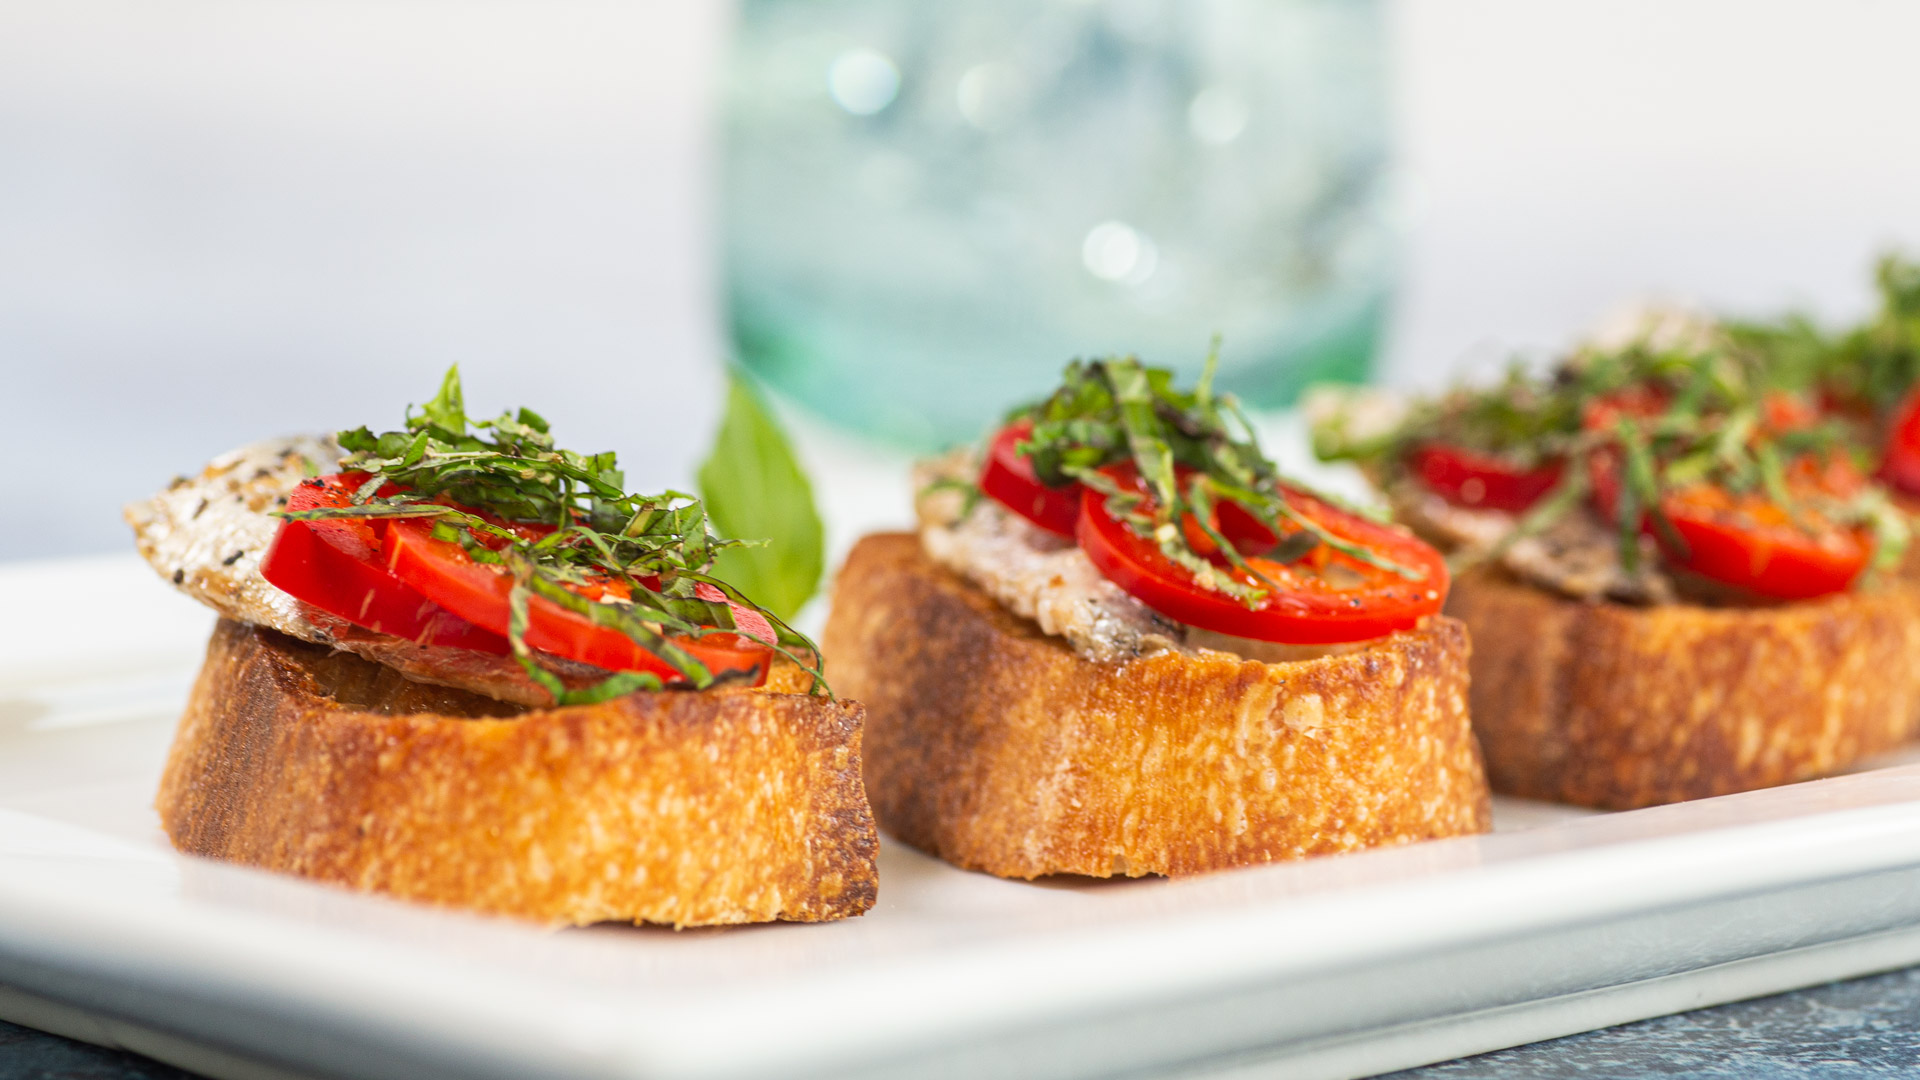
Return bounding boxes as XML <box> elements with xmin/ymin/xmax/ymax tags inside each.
<box><xmin>821</xmin><ymin>534</ymin><xmax>1490</xmax><ymax>879</ymax></box>
<box><xmin>158</xmin><ymin>619</ymin><xmax>879</xmax><ymax>926</ymax></box>
<box><xmin>1449</xmin><ymin>566</ymin><xmax>1920</xmax><ymax>809</ymax></box>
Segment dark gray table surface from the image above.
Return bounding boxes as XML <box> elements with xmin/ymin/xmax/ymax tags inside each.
<box><xmin>5</xmin><ymin>966</ymin><xmax>1919</xmax><ymax>1080</ymax></box>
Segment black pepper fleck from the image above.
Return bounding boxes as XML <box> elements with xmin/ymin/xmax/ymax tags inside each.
<box><xmin>171</xmin><ymin>569</ymin><xmax>184</xmax><ymax>585</ymax></box>
<box><xmin>222</xmin><ymin>550</ymin><xmax>245</xmax><ymax>566</ymax></box>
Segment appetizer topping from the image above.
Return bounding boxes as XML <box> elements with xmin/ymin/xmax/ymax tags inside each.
<box><xmin>1317</xmin><ymin>299</ymin><xmax>1912</xmax><ymax>604</ymax></box>
<box><xmin>928</xmin><ymin>353</ymin><xmax>1449</xmax><ymax>648</ymax></box>
<box><xmin>915</xmin><ymin>472</ymin><xmax>1366</xmax><ymax>665</ymax></box>
<box><xmin>270</xmin><ymin>368</ymin><xmax>824</xmax><ymax>702</ymax></box>
<box><xmin>129</xmin><ymin>436</ymin><xmax>707</xmax><ymax>706</ymax></box>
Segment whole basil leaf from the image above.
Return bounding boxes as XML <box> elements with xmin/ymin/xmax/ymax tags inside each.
<box><xmin>697</xmin><ymin>374</ymin><xmax>824</xmax><ymax>621</ymax></box>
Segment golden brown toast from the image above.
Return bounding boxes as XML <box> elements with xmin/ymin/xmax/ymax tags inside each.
<box><xmin>821</xmin><ymin>533</ymin><xmax>1491</xmax><ymax>879</ymax></box>
<box><xmin>1449</xmin><ymin>566</ymin><xmax>1920</xmax><ymax>809</ymax></box>
<box><xmin>158</xmin><ymin>619</ymin><xmax>879</xmax><ymax>926</ymax></box>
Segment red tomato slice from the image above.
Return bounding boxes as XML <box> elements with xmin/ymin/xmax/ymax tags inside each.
<box><xmin>383</xmin><ymin>518</ymin><xmax>771</xmax><ymax>685</ymax></box>
<box><xmin>1879</xmin><ymin>387</ymin><xmax>1920</xmax><ymax>497</ymax></box>
<box><xmin>1407</xmin><ymin>444</ymin><xmax>1563</xmax><ymax>513</ymax></box>
<box><xmin>1654</xmin><ymin>485</ymin><xmax>1870</xmax><ymax>599</ymax></box>
<box><xmin>979</xmin><ymin>419</ymin><xmax>1082</xmax><ymax>537</ymax></box>
<box><xmin>1584</xmin><ymin>392</ymin><xmax>1872</xmax><ymax>599</ymax></box>
<box><xmin>1075</xmin><ymin>464</ymin><xmax>1449</xmax><ymax>644</ymax></box>
<box><xmin>260</xmin><ymin>475</ymin><xmax>508</xmax><ymax>653</ymax></box>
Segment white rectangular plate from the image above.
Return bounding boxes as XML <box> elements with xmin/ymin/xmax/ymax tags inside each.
<box><xmin>4</xmin><ymin>555</ymin><xmax>1920</xmax><ymax>1080</ymax></box>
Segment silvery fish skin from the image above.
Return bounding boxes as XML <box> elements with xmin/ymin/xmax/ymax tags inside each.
<box><xmin>913</xmin><ymin>450</ymin><xmax>1182</xmax><ymax>663</ymax></box>
<box><xmin>125</xmin><ymin>436</ymin><xmax>590</xmax><ymax>706</ymax></box>
<box><xmin>1386</xmin><ymin>480</ymin><xmax>1673</xmax><ymax>604</ymax></box>
<box><xmin>126</xmin><ymin>435</ymin><xmax>344</xmax><ymax>640</ymax></box>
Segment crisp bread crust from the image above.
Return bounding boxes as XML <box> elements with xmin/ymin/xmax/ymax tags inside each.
<box><xmin>1449</xmin><ymin>567</ymin><xmax>1920</xmax><ymax>809</ymax></box>
<box><xmin>158</xmin><ymin>619</ymin><xmax>879</xmax><ymax>926</ymax></box>
<box><xmin>822</xmin><ymin>534</ymin><xmax>1491</xmax><ymax>879</ymax></box>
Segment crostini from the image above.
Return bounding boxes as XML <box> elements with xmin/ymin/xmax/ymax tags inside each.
<box><xmin>1314</xmin><ymin>299</ymin><xmax>1920</xmax><ymax>810</ymax></box>
<box><xmin>823</xmin><ymin>356</ymin><xmax>1490</xmax><ymax>880</ymax></box>
<box><xmin>128</xmin><ymin>370</ymin><xmax>877</xmax><ymax>926</ymax></box>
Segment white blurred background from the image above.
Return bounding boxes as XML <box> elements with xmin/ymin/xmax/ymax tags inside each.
<box><xmin>5</xmin><ymin>0</ymin><xmax>1920</xmax><ymax>561</ymax></box>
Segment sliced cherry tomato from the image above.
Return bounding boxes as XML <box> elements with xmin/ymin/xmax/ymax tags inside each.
<box><xmin>1075</xmin><ymin>464</ymin><xmax>1448</xmax><ymax>644</ymax></box>
<box><xmin>1584</xmin><ymin>391</ymin><xmax>1872</xmax><ymax>599</ymax></box>
<box><xmin>260</xmin><ymin>475</ymin><xmax>508</xmax><ymax>652</ymax></box>
<box><xmin>383</xmin><ymin>518</ymin><xmax>771</xmax><ymax>685</ymax></box>
<box><xmin>1878</xmin><ymin>387</ymin><xmax>1920</xmax><ymax>497</ymax></box>
<box><xmin>1652</xmin><ymin>479</ymin><xmax>1870</xmax><ymax>599</ymax></box>
<box><xmin>979</xmin><ymin>419</ymin><xmax>1082</xmax><ymax>537</ymax></box>
<box><xmin>1407</xmin><ymin>444</ymin><xmax>1564</xmax><ymax>513</ymax></box>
